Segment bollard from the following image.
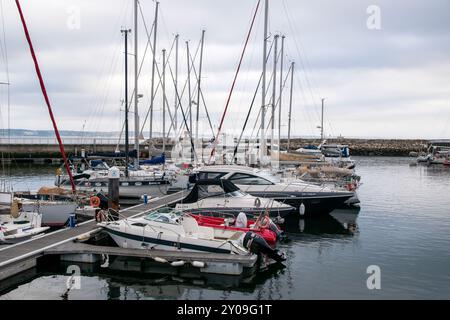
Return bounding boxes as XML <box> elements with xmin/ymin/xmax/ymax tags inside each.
<box><xmin>108</xmin><ymin>166</ymin><xmax>121</xmax><ymax>213</ymax></box>
<box><xmin>68</xmin><ymin>213</ymin><xmax>76</xmax><ymax>228</ymax></box>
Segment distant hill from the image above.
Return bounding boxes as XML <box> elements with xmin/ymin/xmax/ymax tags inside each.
<box><xmin>0</xmin><ymin>129</ymin><xmax>122</xmax><ymax>137</ymax></box>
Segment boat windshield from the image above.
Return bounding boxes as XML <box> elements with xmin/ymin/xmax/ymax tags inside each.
<box><xmin>144</xmin><ymin>211</ymin><xmax>181</xmax><ymax>224</ymax></box>
<box><xmin>225</xmin><ymin>190</ymin><xmax>246</xmax><ymax>197</ymax></box>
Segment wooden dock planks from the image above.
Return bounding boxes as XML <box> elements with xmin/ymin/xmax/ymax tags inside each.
<box><xmin>0</xmin><ymin>191</ymin><xmax>187</xmax><ymax>275</ymax></box>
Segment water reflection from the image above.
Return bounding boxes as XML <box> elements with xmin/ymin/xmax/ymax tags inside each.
<box><xmin>283</xmin><ymin>208</ymin><xmax>360</xmax><ymax>238</ymax></box>
<box><xmin>35</xmin><ymin>260</ymin><xmax>287</xmax><ymax>300</ymax></box>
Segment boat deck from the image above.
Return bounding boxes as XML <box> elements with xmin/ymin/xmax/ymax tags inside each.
<box><xmin>0</xmin><ymin>191</ymin><xmax>187</xmax><ymax>281</ymax></box>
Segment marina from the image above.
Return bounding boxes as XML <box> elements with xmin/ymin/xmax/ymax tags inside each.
<box><xmin>1</xmin><ymin>157</ymin><xmax>450</xmax><ymax>299</ymax></box>
<box><xmin>0</xmin><ymin>0</ymin><xmax>449</xmax><ymax>303</ymax></box>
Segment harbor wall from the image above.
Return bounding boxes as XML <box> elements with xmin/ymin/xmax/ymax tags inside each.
<box><xmin>280</xmin><ymin>138</ymin><xmax>428</xmax><ymax>156</ymax></box>
<box><xmin>0</xmin><ymin>138</ymin><xmax>429</xmax><ymax>162</ymax></box>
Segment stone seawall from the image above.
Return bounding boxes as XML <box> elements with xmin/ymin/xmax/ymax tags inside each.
<box><xmin>0</xmin><ymin>138</ymin><xmax>430</xmax><ymax>161</ymax></box>
<box><xmin>280</xmin><ymin>138</ymin><xmax>428</xmax><ymax>156</ymax></box>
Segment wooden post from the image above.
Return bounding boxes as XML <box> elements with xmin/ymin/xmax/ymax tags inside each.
<box><xmin>108</xmin><ymin>167</ymin><xmax>120</xmax><ymax>214</ymax></box>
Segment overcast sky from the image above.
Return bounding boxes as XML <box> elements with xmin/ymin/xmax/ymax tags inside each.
<box><xmin>0</xmin><ymin>0</ymin><xmax>449</xmax><ymax>139</ymax></box>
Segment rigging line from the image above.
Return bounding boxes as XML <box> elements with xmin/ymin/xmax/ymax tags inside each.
<box><xmin>164</xmin><ymin>40</ymin><xmax>202</xmax><ymax>140</ymax></box>
<box><xmin>265</xmin><ymin>63</ymin><xmax>292</xmax><ymax>131</ymax></box>
<box><xmin>87</xmin><ymin>0</ymin><xmax>131</xmax><ymax>136</ymax></box>
<box><xmin>284</xmin><ymin>41</ymin><xmax>320</xmax><ymax>122</ymax></box>
<box><xmin>233</xmin><ymin>39</ymin><xmax>276</xmax><ymax>159</ymax></box>
<box><xmin>15</xmin><ymin>0</ymin><xmax>76</xmax><ymax>193</ymax></box>
<box><xmin>248</xmin><ymin>107</ymin><xmax>262</xmax><ymax>154</ymax></box>
<box><xmin>0</xmin><ymin>0</ymin><xmax>10</xmax><ymax>182</ymax></box>
<box><xmin>184</xmin><ymin>49</ymin><xmax>215</xmax><ymax>139</ymax></box>
<box><xmin>138</xmin><ymin>9</ymin><xmax>201</xmax><ymax>137</ymax></box>
<box><xmin>85</xmin><ymin>0</ymin><xmax>128</xmax><ymax>129</ymax></box>
<box><xmin>115</xmin><ymin>0</ymin><xmax>156</xmax><ymax>149</ymax></box>
<box><xmin>292</xmin><ymin>61</ymin><xmax>316</xmax><ymax>136</ymax></box>
<box><xmin>166</xmin><ymin>59</ymin><xmax>198</xmax><ymax>163</ymax></box>
<box><xmin>208</xmin><ymin>0</ymin><xmax>261</xmax><ymax>164</ymax></box>
<box><xmin>282</xmin><ymin>0</ymin><xmax>321</xmax><ymax>119</ymax></box>
<box><xmin>138</xmin><ymin>35</ymin><xmax>177</xmax><ymax>136</ymax></box>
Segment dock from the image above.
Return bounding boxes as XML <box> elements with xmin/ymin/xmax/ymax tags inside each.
<box><xmin>47</xmin><ymin>242</ymin><xmax>257</xmax><ymax>276</ymax></box>
<box><xmin>0</xmin><ymin>191</ymin><xmax>186</xmax><ymax>281</ymax></box>
<box><xmin>0</xmin><ymin>190</ymin><xmax>258</xmax><ymax>282</ymax></box>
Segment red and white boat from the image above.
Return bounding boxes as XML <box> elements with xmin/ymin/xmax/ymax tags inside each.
<box><xmin>190</xmin><ymin>213</ymin><xmax>281</xmax><ymax>245</ymax></box>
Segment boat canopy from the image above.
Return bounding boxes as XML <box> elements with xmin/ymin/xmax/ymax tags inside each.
<box><xmin>140</xmin><ymin>153</ymin><xmax>165</xmax><ymax>165</ymax></box>
<box><xmin>180</xmin><ymin>179</ymin><xmax>243</xmax><ymax>204</ymax></box>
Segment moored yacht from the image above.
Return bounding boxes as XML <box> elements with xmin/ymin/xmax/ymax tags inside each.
<box><xmin>174</xmin><ymin>179</ymin><xmax>296</xmax><ymax>218</ymax></box>
<box><xmin>193</xmin><ymin>165</ymin><xmax>356</xmax><ymax>216</ymax></box>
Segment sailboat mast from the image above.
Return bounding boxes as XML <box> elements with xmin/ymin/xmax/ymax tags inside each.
<box><xmin>271</xmin><ymin>34</ymin><xmax>278</xmax><ymax>150</ymax></box>
<box><xmin>15</xmin><ymin>0</ymin><xmax>76</xmax><ymax>193</ymax></box>
<box><xmin>134</xmin><ymin>0</ymin><xmax>139</xmax><ymax>167</ymax></box>
<box><xmin>196</xmin><ymin>30</ymin><xmax>205</xmax><ymax>145</ymax></box>
<box><xmin>174</xmin><ymin>34</ymin><xmax>179</xmax><ymax>134</ymax></box>
<box><xmin>186</xmin><ymin>41</ymin><xmax>193</xmax><ymax>137</ymax></box>
<box><xmin>122</xmin><ymin>28</ymin><xmax>131</xmax><ymax>178</ymax></box>
<box><xmin>288</xmin><ymin>61</ymin><xmax>294</xmax><ymax>151</ymax></box>
<box><xmin>162</xmin><ymin>48</ymin><xmax>166</xmax><ymax>153</ymax></box>
<box><xmin>260</xmin><ymin>0</ymin><xmax>269</xmax><ymax>163</ymax></box>
<box><xmin>321</xmin><ymin>98</ymin><xmax>325</xmax><ymax>140</ymax></box>
<box><xmin>279</xmin><ymin>35</ymin><xmax>285</xmax><ymax>143</ymax></box>
<box><xmin>149</xmin><ymin>1</ymin><xmax>159</xmax><ymax>142</ymax></box>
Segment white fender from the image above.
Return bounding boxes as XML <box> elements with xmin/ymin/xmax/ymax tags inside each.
<box><xmin>191</xmin><ymin>261</ymin><xmax>205</xmax><ymax>268</ymax></box>
<box><xmin>299</xmin><ymin>203</ymin><xmax>306</xmax><ymax>216</ymax></box>
<box><xmin>171</xmin><ymin>260</ymin><xmax>185</xmax><ymax>267</ymax></box>
<box><xmin>154</xmin><ymin>257</ymin><xmax>168</xmax><ymax>264</ymax></box>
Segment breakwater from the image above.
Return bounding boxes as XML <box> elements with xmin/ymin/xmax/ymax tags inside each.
<box><xmin>0</xmin><ymin>137</ymin><xmax>430</xmax><ymax>162</ymax></box>
<box><xmin>282</xmin><ymin>138</ymin><xmax>428</xmax><ymax>156</ymax></box>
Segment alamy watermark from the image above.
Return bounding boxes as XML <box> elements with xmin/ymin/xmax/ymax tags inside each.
<box><xmin>366</xmin><ymin>265</ymin><xmax>381</xmax><ymax>290</ymax></box>
<box><xmin>366</xmin><ymin>5</ymin><xmax>381</xmax><ymax>30</ymax></box>
<box><xmin>66</xmin><ymin>5</ymin><xmax>81</xmax><ymax>30</ymax></box>
<box><xmin>66</xmin><ymin>265</ymin><xmax>81</xmax><ymax>290</ymax></box>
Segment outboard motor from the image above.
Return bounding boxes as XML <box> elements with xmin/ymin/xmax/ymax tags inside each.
<box><xmin>243</xmin><ymin>231</ymin><xmax>286</xmax><ymax>263</ymax></box>
<box><xmin>268</xmin><ymin>220</ymin><xmax>287</xmax><ymax>242</ymax></box>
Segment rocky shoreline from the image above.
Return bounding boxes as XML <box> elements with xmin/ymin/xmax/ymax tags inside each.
<box><xmin>279</xmin><ymin>138</ymin><xmax>428</xmax><ymax>157</ymax></box>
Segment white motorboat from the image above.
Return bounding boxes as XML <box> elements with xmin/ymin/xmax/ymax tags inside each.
<box><xmin>57</xmin><ymin>160</ymin><xmax>186</xmax><ymax>202</ymax></box>
<box><xmin>174</xmin><ymin>178</ymin><xmax>296</xmax><ymax>218</ymax></box>
<box><xmin>99</xmin><ymin>210</ymin><xmax>249</xmax><ymax>254</ymax></box>
<box><xmin>194</xmin><ymin>165</ymin><xmax>357</xmax><ymax>216</ymax></box>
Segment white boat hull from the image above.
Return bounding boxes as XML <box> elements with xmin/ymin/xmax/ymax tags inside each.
<box><xmin>20</xmin><ymin>202</ymin><xmax>77</xmax><ymax>227</ymax></box>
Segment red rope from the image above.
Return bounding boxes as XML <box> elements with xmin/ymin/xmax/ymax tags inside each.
<box><xmin>15</xmin><ymin>0</ymin><xmax>76</xmax><ymax>193</ymax></box>
<box><xmin>208</xmin><ymin>0</ymin><xmax>261</xmax><ymax>164</ymax></box>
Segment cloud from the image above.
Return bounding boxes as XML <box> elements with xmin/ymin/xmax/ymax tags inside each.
<box><xmin>0</xmin><ymin>0</ymin><xmax>449</xmax><ymax>139</ymax></box>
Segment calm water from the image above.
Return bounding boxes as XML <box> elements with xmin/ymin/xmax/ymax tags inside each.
<box><xmin>1</xmin><ymin>157</ymin><xmax>450</xmax><ymax>300</ymax></box>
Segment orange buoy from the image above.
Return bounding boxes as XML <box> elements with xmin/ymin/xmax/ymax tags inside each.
<box><xmin>90</xmin><ymin>196</ymin><xmax>101</xmax><ymax>208</ymax></box>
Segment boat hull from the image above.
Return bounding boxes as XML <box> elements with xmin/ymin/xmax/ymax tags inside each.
<box><xmin>103</xmin><ymin>224</ymin><xmax>239</xmax><ymax>254</ymax></box>
<box><xmin>245</xmin><ymin>191</ymin><xmax>355</xmax><ymax>217</ymax></box>
<box><xmin>21</xmin><ymin>202</ymin><xmax>78</xmax><ymax>227</ymax></box>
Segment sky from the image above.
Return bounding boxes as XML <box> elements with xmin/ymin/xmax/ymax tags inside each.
<box><xmin>0</xmin><ymin>0</ymin><xmax>449</xmax><ymax>139</ymax></box>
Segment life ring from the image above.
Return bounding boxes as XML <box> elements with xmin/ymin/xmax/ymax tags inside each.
<box><xmin>90</xmin><ymin>196</ymin><xmax>101</xmax><ymax>208</ymax></box>
<box><xmin>254</xmin><ymin>198</ymin><xmax>261</xmax><ymax>208</ymax></box>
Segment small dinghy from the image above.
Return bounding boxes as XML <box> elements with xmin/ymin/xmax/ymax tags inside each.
<box><xmin>0</xmin><ymin>200</ymin><xmax>49</xmax><ymax>244</ymax></box>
